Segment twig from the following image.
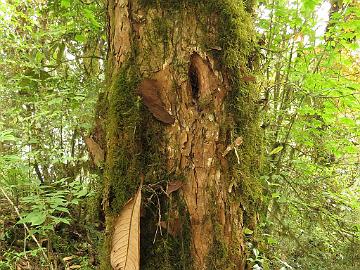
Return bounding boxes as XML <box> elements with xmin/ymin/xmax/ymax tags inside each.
<box><xmin>0</xmin><ymin>187</ymin><xmax>51</xmax><ymax>267</ymax></box>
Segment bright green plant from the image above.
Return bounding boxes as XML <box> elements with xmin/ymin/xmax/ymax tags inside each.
<box><xmin>256</xmin><ymin>0</ymin><xmax>360</xmax><ymax>268</ymax></box>
<box><xmin>0</xmin><ymin>0</ymin><xmax>105</xmax><ymax>268</ymax></box>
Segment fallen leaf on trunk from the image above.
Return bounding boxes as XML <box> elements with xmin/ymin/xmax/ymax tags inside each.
<box><xmin>84</xmin><ymin>136</ymin><xmax>104</xmax><ymax>167</ymax></box>
<box><xmin>137</xmin><ymin>79</ymin><xmax>175</xmax><ymax>124</ymax></box>
<box><xmin>111</xmin><ymin>181</ymin><xmax>142</xmax><ymax>270</ymax></box>
<box><xmin>166</xmin><ymin>180</ymin><xmax>183</xmax><ymax>196</ymax></box>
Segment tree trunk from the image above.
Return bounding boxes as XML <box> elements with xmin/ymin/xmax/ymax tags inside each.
<box><xmin>99</xmin><ymin>1</ymin><xmax>262</xmax><ymax>269</ymax></box>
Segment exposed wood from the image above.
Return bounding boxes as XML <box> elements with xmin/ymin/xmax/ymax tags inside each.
<box><xmin>84</xmin><ymin>136</ymin><xmax>104</xmax><ymax>167</ymax></box>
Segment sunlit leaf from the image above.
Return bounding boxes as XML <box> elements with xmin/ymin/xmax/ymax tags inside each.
<box><xmin>18</xmin><ymin>211</ymin><xmax>47</xmax><ymax>226</ymax></box>
<box><xmin>269</xmin><ymin>146</ymin><xmax>283</xmax><ymax>155</ymax></box>
<box><xmin>60</xmin><ymin>0</ymin><xmax>70</xmax><ymax>8</ymax></box>
<box><xmin>244</xmin><ymin>228</ymin><xmax>253</xmax><ymax>235</ymax></box>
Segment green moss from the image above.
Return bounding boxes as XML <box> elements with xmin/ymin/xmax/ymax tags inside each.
<box><xmin>153</xmin><ymin>17</ymin><xmax>171</xmax><ymax>47</ymax></box>
<box><xmin>103</xmin><ymin>64</ymin><xmax>142</xmax><ymax>215</ymax></box>
<box><xmin>100</xmin><ymin>62</ymin><xmax>142</xmax><ymax>269</ymax></box>
<box><xmin>100</xmin><ymin>59</ymin><xmax>175</xmax><ymax>270</ymax></box>
<box><xmin>207</xmin><ymin>222</ymin><xmax>232</xmax><ymax>270</ymax></box>
<box><xmin>204</xmin><ymin>0</ymin><xmax>262</xmax><ymax>266</ymax></box>
<box><xmin>228</xmin><ymin>80</ymin><xmax>263</xmax><ymax>217</ymax></box>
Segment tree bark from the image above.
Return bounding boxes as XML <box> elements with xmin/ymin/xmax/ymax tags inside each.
<box><xmin>99</xmin><ymin>1</ymin><xmax>262</xmax><ymax>269</ymax></box>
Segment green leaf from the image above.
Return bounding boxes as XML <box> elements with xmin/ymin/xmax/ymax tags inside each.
<box><xmin>71</xmin><ymin>198</ymin><xmax>79</xmax><ymax>205</ymax></box>
<box><xmin>339</xmin><ymin>117</ymin><xmax>355</xmax><ymax>127</ymax></box>
<box><xmin>54</xmin><ymin>207</ymin><xmax>70</xmax><ymax>214</ymax></box>
<box><xmin>18</xmin><ymin>211</ymin><xmax>47</xmax><ymax>226</ymax></box>
<box><xmin>267</xmin><ymin>237</ymin><xmax>277</xmax><ymax>245</ymax></box>
<box><xmin>1</xmin><ymin>154</ymin><xmax>22</xmax><ymax>161</ymax></box>
<box><xmin>244</xmin><ymin>228</ymin><xmax>253</xmax><ymax>235</ymax></box>
<box><xmin>51</xmin><ymin>216</ymin><xmax>71</xmax><ymax>225</ymax></box>
<box><xmin>35</xmin><ymin>51</ymin><xmax>44</xmax><ymax>62</ymax></box>
<box><xmin>60</xmin><ymin>0</ymin><xmax>70</xmax><ymax>8</ymax></box>
<box><xmin>0</xmin><ymin>131</ymin><xmax>17</xmax><ymax>142</ymax></box>
<box><xmin>269</xmin><ymin>146</ymin><xmax>283</xmax><ymax>155</ymax></box>
<box><xmin>48</xmin><ymin>97</ymin><xmax>62</xmax><ymax>105</ymax></box>
<box><xmin>76</xmin><ymin>188</ymin><xmax>88</xmax><ymax>198</ymax></box>
<box><xmin>83</xmin><ymin>8</ymin><xmax>100</xmax><ymax>29</ymax></box>
<box><xmin>75</xmin><ymin>34</ymin><xmax>86</xmax><ymax>43</ymax></box>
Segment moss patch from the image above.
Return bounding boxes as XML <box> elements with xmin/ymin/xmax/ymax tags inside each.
<box><xmin>100</xmin><ymin>62</ymin><xmax>142</xmax><ymax>269</ymax></box>
<box><xmin>103</xmin><ymin>64</ymin><xmax>142</xmax><ymax>214</ymax></box>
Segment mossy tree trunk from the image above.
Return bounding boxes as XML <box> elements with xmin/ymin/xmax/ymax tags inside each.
<box><xmin>99</xmin><ymin>0</ymin><xmax>262</xmax><ymax>269</ymax></box>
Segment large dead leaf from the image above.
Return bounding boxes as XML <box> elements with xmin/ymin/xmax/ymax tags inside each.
<box><xmin>84</xmin><ymin>136</ymin><xmax>104</xmax><ymax>166</ymax></box>
<box><xmin>111</xmin><ymin>182</ymin><xmax>142</xmax><ymax>270</ymax></box>
<box><xmin>137</xmin><ymin>79</ymin><xmax>175</xmax><ymax>124</ymax></box>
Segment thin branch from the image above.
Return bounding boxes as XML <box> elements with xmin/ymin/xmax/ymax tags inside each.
<box><xmin>33</xmin><ymin>159</ymin><xmax>44</xmax><ymax>184</ymax></box>
<box><xmin>0</xmin><ymin>187</ymin><xmax>51</xmax><ymax>267</ymax></box>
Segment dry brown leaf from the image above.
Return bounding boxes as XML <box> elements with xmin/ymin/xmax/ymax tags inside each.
<box><xmin>160</xmin><ymin>218</ymin><xmax>182</xmax><ymax>237</ymax></box>
<box><xmin>62</xmin><ymin>256</ymin><xmax>74</xmax><ymax>262</ymax></box>
<box><xmin>234</xmin><ymin>136</ymin><xmax>243</xmax><ymax>146</ymax></box>
<box><xmin>68</xmin><ymin>266</ymin><xmax>81</xmax><ymax>269</ymax></box>
<box><xmin>241</xmin><ymin>75</ymin><xmax>256</xmax><ymax>82</ymax></box>
<box><xmin>84</xmin><ymin>137</ymin><xmax>104</xmax><ymax>166</ymax></box>
<box><xmin>137</xmin><ymin>79</ymin><xmax>175</xmax><ymax>124</ymax></box>
<box><xmin>111</xmin><ymin>182</ymin><xmax>142</xmax><ymax>270</ymax></box>
<box><xmin>166</xmin><ymin>180</ymin><xmax>183</xmax><ymax>196</ymax></box>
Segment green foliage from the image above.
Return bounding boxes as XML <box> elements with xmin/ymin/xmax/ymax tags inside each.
<box><xmin>0</xmin><ymin>0</ymin><xmax>105</xmax><ymax>268</ymax></box>
<box><xmin>256</xmin><ymin>0</ymin><xmax>360</xmax><ymax>268</ymax></box>
<box><xmin>17</xmin><ymin>178</ymin><xmax>89</xmax><ymax>228</ymax></box>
